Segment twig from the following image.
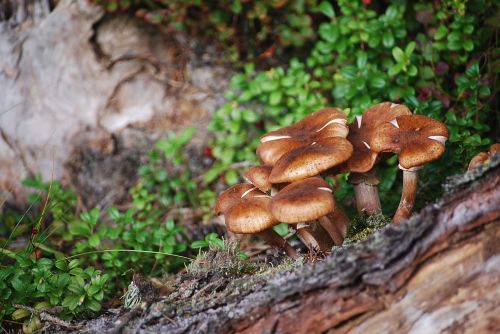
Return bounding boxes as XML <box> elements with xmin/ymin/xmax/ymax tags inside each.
<box><xmin>13</xmin><ymin>304</ymin><xmax>82</xmax><ymax>330</ymax></box>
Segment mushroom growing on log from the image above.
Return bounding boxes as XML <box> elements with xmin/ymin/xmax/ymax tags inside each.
<box><xmin>80</xmin><ymin>156</ymin><xmax>500</xmax><ymax>334</ymax></box>
<box><xmin>371</xmin><ymin>114</ymin><xmax>448</xmax><ymax>224</ymax></box>
<box><xmin>342</xmin><ymin>102</ymin><xmax>411</xmax><ymax>215</ymax></box>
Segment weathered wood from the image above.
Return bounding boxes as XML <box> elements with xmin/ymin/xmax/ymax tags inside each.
<box><xmin>72</xmin><ymin>158</ymin><xmax>499</xmax><ymax>334</ymax></box>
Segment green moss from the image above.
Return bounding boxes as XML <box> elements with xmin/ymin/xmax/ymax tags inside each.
<box><xmin>345</xmin><ymin>214</ymin><xmax>391</xmax><ymax>244</ymax></box>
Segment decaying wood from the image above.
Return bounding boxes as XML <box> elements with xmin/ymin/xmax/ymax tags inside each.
<box><xmin>65</xmin><ymin>159</ymin><xmax>499</xmax><ymax>334</ymax></box>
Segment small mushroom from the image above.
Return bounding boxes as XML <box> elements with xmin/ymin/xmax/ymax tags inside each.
<box><xmin>343</xmin><ymin>102</ymin><xmax>412</xmax><ymax>215</ymax></box>
<box><xmin>371</xmin><ymin>114</ymin><xmax>448</xmax><ymax>224</ymax></box>
<box><xmin>269</xmin><ymin>137</ymin><xmax>353</xmax><ymax>183</ymax></box>
<box><xmin>270</xmin><ymin>177</ymin><xmax>347</xmax><ymax>249</ymax></box>
<box><xmin>243</xmin><ymin>165</ymin><xmax>273</xmax><ymax>192</ymax></box>
<box><xmin>215</xmin><ymin>184</ymin><xmax>297</xmax><ymax>258</ymax></box>
<box><xmin>257</xmin><ymin>108</ymin><xmax>348</xmax><ymax>166</ymax></box>
<box><xmin>468</xmin><ymin>143</ymin><xmax>500</xmax><ymax>171</ymax></box>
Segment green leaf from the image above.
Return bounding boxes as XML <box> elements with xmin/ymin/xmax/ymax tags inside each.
<box><xmin>356</xmin><ymin>52</ymin><xmax>367</xmax><ymax>69</ymax></box>
<box><xmin>463</xmin><ymin>40</ymin><xmax>474</xmax><ymax>51</ymax></box>
<box><xmin>86</xmin><ymin>299</ymin><xmax>102</xmax><ymax>312</ymax></box>
<box><xmin>69</xmin><ymin>222</ymin><xmax>91</xmax><ymax>237</ymax></box>
<box><xmin>392</xmin><ymin>47</ymin><xmax>405</xmax><ymax>62</ymax></box>
<box><xmin>369</xmin><ymin>77</ymin><xmax>386</xmax><ymax>89</ymax></box>
<box><xmin>405</xmin><ymin>42</ymin><xmax>416</xmax><ymax>57</ymax></box>
<box><xmin>318</xmin><ymin>1</ymin><xmax>335</xmax><ymax>18</ymax></box>
<box><xmin>318</xmin><ymin>23</ymin><xmax>339</xmax><ymax>43</ymax></box>
<box><xmin>88</xmin><ymin>235</ymin><xmax>100</xmax><ymax>248</ymax></box>
<box><xmin>269</xmin><ymin>91</ymin><xmax>283</xmax><ymax>106</ymax></box>
<box><xmin>190</xmin><ymin>240</ymin><xmax>209</xmax><ymax>249</ymax></box>
<box><xmin>225</xmin><ymin>170</ymin><xmax>239</xmax><ymax>185</ymax></box>
<box><xmin>479</xmin><ymin>86</ymin><xmax>491</xmax><ymax>97</ymax></box>
<box><xmin>55</xmin><ymin>259</ymin><xmax>68</xmax><ymax>271</ymax></box>
<box><xmin>388</xmin><ymin>63</ymin><xmax>404</xmax><ymax>76</ymax></box>
<box><xmin>407</xmin><ymin>65</ymin><xmax>418</xmax><ymax>77</ymax></box>
<box><xmin>434</xmin><ymin>25</ymin><xmax>447</xmax><ymax>40</ymax></box>
<box><xmin>382</xmin><ymin>31</ymin><xmax>394</xmax><ymax>48</ymax></box>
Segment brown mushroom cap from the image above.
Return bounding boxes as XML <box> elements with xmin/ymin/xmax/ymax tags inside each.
<box><xmin>489</xmin><ymin>143</ymin><xmax>500</xmax><ymax>155</ymax></box>
<box><xmin>344</xmin><ymin>102</ymin><xmax>412</xmax><ymax>173</ymax></box>
<box><xmin>269</xmin><ymin>137</ymin><xmax>353</xmax><ymax>183</ymax></box>
<box><xmin>225</xmin><ymin>195</ymin><xmax>277</xmax><ymax>234</ymax></box>
<box><xmin>270</xmin><ymin>177</ymin><xmax>335</xmax><ymax>223</ymax></box>
<box><xmin>468</xmin><ymin>152</ymin><xmax>489</xmax><ymax>171</ymax></box>
<box><xmin>257</xmin><ymin>108</ymin><xmax>348</xmax><ymax>165</ymax></box>
<box><xmin>243</xmin><ymin>165</ymin><xmax>273</xmax><ymax>192</ymax></box>
<box><xmin>215</xmin><ymin>183</ymin><xmax>257</xmax><ymax>215</ymax></box>
<box><xmin>370</xmin><ymin>114</ymin><xmax>449</xmax><ymax>169</ymax></box>
<box><xmin>468</xmin><ymin>143</ymin><xmax>500</xmax><ymax>171</ymax></box>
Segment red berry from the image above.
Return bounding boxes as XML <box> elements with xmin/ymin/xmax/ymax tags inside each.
<box><xmin>203</xmin><ymin>147</ymin><xmax>213</xmax><ymax>158</ymax></box>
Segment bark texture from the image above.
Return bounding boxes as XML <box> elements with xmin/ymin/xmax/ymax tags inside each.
<box><xmin>72</xmin><ymin>157</ymin><xmax>500</xmax><ymax>334</ymax></box>
<box><xmin>0</xmin><ymin>0</ymin><xmax>229</xmax><ymax>207</ymax></box>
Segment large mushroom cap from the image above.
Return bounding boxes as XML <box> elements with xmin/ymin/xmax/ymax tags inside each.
<box><xmin>371</xmin><ymin>114</ymin><xmax>449</xmax><ymax>169</ymax></box>
<box><xmin>225</xmin><ymin>195</ymin><xmax>277</xmax><ymax>234</ymax></box>
<box><xmin>344</xmin><ymin>102</ymin><xmax>412</xmax><ymax>173</ymax></box>
<box><xmin>270</xmin><ymin>177</ymin><xmax>335</xmax><ymax>223</ymax></box>
<box><xmin>243</xmin><ymin>165</ymin><xmax>273</xmax><ymax>192</ymax></box>
<box><xmin>215</xmin><ymin>183</ymin><xmax>258</xmax><ymax>215</ymax></box>
<box><xmin>257</xmin><ymin>108</ymin><xmax>348</xmax><ymax>165</ymax></box>
<box><xmin>269</xmin><ymin>137</ymin><xmax>353</xmax><ymax>183</ymax></box>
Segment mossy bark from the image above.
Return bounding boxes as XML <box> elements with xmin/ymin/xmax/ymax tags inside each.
<box><xmin>58</xmin><ymin>158</ymin><xmax>500</xmax><ymax>333</ymax></box>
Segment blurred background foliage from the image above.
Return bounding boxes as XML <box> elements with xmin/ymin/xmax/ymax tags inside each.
<box><xmin>1</xmin><ymin>0</ymin><xmax>498</xmax><ymax>326</ymax></box>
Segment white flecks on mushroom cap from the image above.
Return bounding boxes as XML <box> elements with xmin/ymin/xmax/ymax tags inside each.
<box><xmin>390</xmin><ymin>103</ymin><xmax>399</xmax><ymax>108</ymax></box>
<box><xmin>362</xmin><ymin>141</ymin><xmax>371</xmax><ymax>150</ymax></box>
<box><xmin>317</xmin><ymin>187</ymin><xmax>333</xmax><ymax>193</ymax></box>
<box><xmin>241</xmin><ymin>187</ymin><xmax>258</xmax><ymax>198</ymax></box>
<box><xmin>428</xmin><ymin>135</ymin><xmax>448</xmax><ymax>145</ymax></box>
<box><xmin>356</xmin><ymin>115</ymin><xmax>363</xmax><ymax>128</ymax></box>
<box><xmin>389</xmin><ymin>118</ymin><xmax>400</xmax><ymax>128</ymax></box>
<box><xmin>315</xmin><ymin>118</ymin><xmax>348</xmax><ymax>132</ymax></box>
<box><xmin>260</xmin><ymin>135</ymin><xmax>292</xmax><ymax>143</ymax></box>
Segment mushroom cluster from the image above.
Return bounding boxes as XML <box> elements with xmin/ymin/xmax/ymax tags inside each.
<box><xmin>215</xmin><ymin>103</ymin><xmax>448</xmax><ymax>257</ymax></box>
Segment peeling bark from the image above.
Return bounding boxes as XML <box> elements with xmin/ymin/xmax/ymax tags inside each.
<box><xmin>68</xmin><ymin>158</ymin><xmax>500</xmax><ymax>334</ymax></box>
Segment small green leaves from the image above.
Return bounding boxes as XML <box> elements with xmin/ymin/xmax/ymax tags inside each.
<box><xmin>318</xmin><ymin>1</ymin><xmax>335</xmax><ymax>18</ymax></box>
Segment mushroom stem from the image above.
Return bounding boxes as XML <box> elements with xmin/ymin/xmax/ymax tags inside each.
<box><xmin>349</xmin><ymin>172</ymin><xmax>382</xmax><ymax>216</ymax></box>
<box><xmin>393</xmin><ymin>170</ymin><xmax>418</xmax><ymax>224</ymax></box>
<box><xmin>318</xmin><ymin>208</ymin><xmax>350</xmax><ymax>246</ymax></box>
<box><xmin>257</xmin><ymin>229</ymin><xmax>298</xmax><ymax>259</ymax></box>
<box><xmin>318</xmin><ymin>216</ymin><xmax>343</xmax><ymax>245</ymax></box>
<box><xmin>295</xmin><ymin>223</ymin><xmax>333</xmax><ymax>253</ymax></box>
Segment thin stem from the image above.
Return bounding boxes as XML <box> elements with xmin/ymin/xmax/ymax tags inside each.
<box><xmin>349</xmin><ymin>172</ymin><xmax>381</xmax><ymax>216</ymax></box>
<box><xmin>258</xmin><ymin>229</ymin><xmax>298</xmax><ymax>259</ymax></box>
<box><xmin>296</xmin><ymin>223</ymin><xmax>333</xmax><ymax>253</ymax></box>
<box><xmin>66</xmin><ymin>249</ymin><xmax>193</xmax><ymax>261</ymax></box>
<box><xmin>393</xmin><ymin>170</ymin><xmax>418</xmax><ymax>224</ymax></box>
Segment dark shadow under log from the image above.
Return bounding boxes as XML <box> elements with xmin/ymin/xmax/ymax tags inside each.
<box><xmin>64</xmin><ymin>158</ymin><xmax>500</xmax><ymax>334</ymax></box>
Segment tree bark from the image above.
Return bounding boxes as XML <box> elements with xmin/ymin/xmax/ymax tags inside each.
<box><xmin>65</xmin><ymin>159</ymin><xmax>500</xmax><ymax>334</ymax></box>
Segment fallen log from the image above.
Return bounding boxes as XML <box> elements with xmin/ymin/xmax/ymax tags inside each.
<box><xmin>71</xmin><ymin>157</ymin><xmax>499</xmax><ymax>334</ymax></box>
